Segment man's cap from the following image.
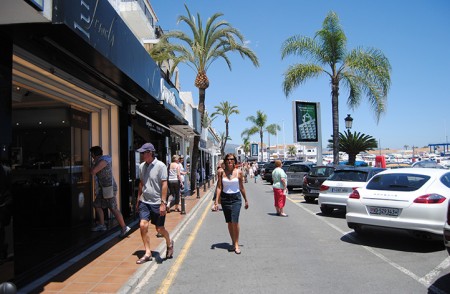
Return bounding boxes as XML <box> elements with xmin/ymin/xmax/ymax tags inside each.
<box><xmin>137</xmin><ymin>143</ymin><xmax>156</xmax><ymax>152</ymax></box>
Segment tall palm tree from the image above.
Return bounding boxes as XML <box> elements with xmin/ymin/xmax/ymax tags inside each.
<box><xmin>241</xmin><ymin>136</ymin><xmax>251</xmax><ymax>160</ymax></box>
<box><xmin>265</xmin><ymin>123</ymin><xmax>281</xmax><ymax>159</ymax></box>
<box><xmin>328</xmin><ymin>130</ymin><xmax>378</xmax><ymax>166</ymax></box>
<box><xmin>241</xmin><ymin>110</ymin><xmax>268</xmax><ymax>161</ymax></box>
<box><xmin>150</xmin><ymin>5</ymin><xmax>259</xmax><ymax>191</ymax></box>
<box><xmin>211</xmin><ymin>101</ymin><xmax>239</xmax><ymax>158</ymax></box>
<box><xmin>281</xmin><ymin>11</ymin><xmax>391</xmax><ymax>165</ymax></box>
<box><xmin>218</xmin><ymin>131</ymin><xmax>231</xmax><ymax>159</ymax></box>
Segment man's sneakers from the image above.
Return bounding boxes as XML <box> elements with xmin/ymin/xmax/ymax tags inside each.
<box><xmin>120</xmin><ymin>226</ymin><xmax>131</xmax><ymax>238</ymax></box>
<box><xmin>91</xmin><ymin>224</ymin><xmax>107</xmax><ymax>232</ymax></box>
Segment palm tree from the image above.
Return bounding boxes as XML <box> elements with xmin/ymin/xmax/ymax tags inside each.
<box><xmin>265</xmin><ymin>123</ymin><xmax>281</xmax><ymax>160</ymax></box>
<box><xmin>328</xmin><ymin>130</ymin><xmax>378</xmax><ymax>166</ymax></box>
<box><xmin>211</xmin><ymin>101</ymin><xmax>239</xmax><ymax>158</ymax></box>
<box><xmin>281</xmin><ymin>11</ymin><xmax>391</xmax><ymax>165</ymax></box>
<box><xmin>218</xmin><ymin>131</ymin><xmax>231</xmax><ymax>159</ymax></box>
<box><xmin>150</xmin><ymin>5</ymin><xmax>259</xmax><ymax>191</ymax></box>
<box><xmin>241</xmin><ymin>137</ymin><xmax>251</xmax><ymax>159</ymax></box>
<box><xmin>241</xmin><ymin>110</ymin><xmax>268</xmax><ymax>161</ymax></box>
<box><xmin>287</xmin><ymin>145</ymin><xmax>297</xmax><ymax>158</ymax></box>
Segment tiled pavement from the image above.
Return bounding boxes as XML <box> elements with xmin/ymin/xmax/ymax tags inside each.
<box><xmin>23</xmin><ymin>184</ymin><xmax>214</xmax><ymax>294</ymax></box>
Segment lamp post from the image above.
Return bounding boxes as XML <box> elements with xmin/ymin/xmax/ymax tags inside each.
<box><xmin>344</xmin><ymin>114</ymin><xmax>353</xmax><ymax>130</ymax></box>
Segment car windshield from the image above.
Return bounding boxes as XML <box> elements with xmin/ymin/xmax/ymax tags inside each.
<box><xmin>366</xmin><ymin>173</ymin><xmax>430</xmax><ymax>191</ymax></box>
<box><xmin>309</xmin><ymin>167</ymin><xmax>334</xmax><ymax>177</ymax></box>
<box><xmin>328</xmin><ymin>170</ymin><xmax>369</xmax><ymax>182</ymax></box>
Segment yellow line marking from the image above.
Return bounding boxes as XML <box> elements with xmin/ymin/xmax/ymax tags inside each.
<box><xmin>156</xmin><ymin>198</ymin><xmax>211</xmax><ymax>294</ymax></box>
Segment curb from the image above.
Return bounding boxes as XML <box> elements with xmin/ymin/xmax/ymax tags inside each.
<box><xmin>118</xmin><ymin>188</ymin><xmax>213</xmax><ymax>294</ymax></box>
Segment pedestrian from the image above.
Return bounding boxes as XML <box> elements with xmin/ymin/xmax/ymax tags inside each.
<box><xmin>213</xmin><ymin>153</ymin><xmax>249</xmax><ymax>254</ymax></box>
<box><xmin>89</xmin><ymin>146</ymin><xmax>131</xmax><ymax>237</ymax></box>
<box><xmin>272</xmin><ymin>159</ymin><xmax>288</xmax><ymax>217</ymax></box>
<box><xmin>211</xmin><ymin>159</ymin><xmax>224</xmax><ymax>211</ymax></box>
<box><xmin>135</xmin><ymin>143</ymin><xmax>174</xmax><ymax>264</ymax></box>
<box><xmin>167</xmin><ymin>154</ymin><xmax>182</xmax><ymax>213</ymax></box>
<box><xmin>178</xmin><ymin>155</ymin><xmax>187</xmax><ymax>197</ymax></box>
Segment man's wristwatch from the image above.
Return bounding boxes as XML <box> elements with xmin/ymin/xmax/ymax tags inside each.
<box><xmin>161</xmin><ymin>200</ymin><xmax>167</xmax><ymax>205</ymax></box>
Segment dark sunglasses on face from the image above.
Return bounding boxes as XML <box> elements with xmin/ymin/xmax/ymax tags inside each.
<box><xmin>140</xmin><ymin>151</ymin><xmax>151</xmax><ymax>154</ymax></box>
<box><xmin>225</xmin><ymin>158</ymin><xmax>235</xmax><ymax>161</ymax></box>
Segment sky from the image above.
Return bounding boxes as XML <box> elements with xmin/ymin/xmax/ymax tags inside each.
<box><xmin>151</xmin><ymin>1</ymin><xmax>450</xmax><ymax>150</ymax></box>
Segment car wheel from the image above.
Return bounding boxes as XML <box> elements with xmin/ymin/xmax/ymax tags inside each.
<box><xmin>320</xmin><ymin>205</ymin><xmax>333</xmax><ymax>215</ymax></box>
<box><xmin>304</xmin><ymin>196</ymin><xmax>315</xmax><ymax>203</ymax></box>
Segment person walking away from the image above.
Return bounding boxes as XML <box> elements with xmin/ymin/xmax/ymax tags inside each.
<box><xmin>272</xmin><ymin>160</ymin><xmax>288</xmax><ymax>217</ymax></box>
<box><xmin>211</xmin><ymin>159</ymin><xmax>224</xmax><ymax>211</ymax></box>
<box><xmin>89</xmin><ymin>146</ymin><xmax>131</xmax><ymax>237</ymax></box>
<box><xmin>213</xmin><ymin>153</ymin><xmax>248</xmax><ymax>254</ymax></box>
<box><xmin>135</xmin><ymin>143</ymin><xmax>174</xmax><ymax>264</ymax></box>
<box><xmin>167</xmin><ymin>155</ymin><xmax>182</xmax><ymax>212</ymax></box>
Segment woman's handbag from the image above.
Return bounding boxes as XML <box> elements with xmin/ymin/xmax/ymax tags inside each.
<box><xmin>101</xmin><ymin>176</ymin><xmax>114</xmax><ymax>199</ymax></box>
<box><xmin>101</xmin><ymin>185</ymin><xmax>114</xmax><ymax>199</ymax></box>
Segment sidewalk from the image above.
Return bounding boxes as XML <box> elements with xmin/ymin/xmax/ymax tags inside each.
<box><xmin>23</xmin><ymin>184</ymin><xmax>214</xmax><ymax>294</ymax></box>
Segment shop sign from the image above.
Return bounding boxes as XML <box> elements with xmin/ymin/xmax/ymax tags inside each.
<box><xmin>56</xmin><ymin>0</ymin><xmax>161</xmax><ymax>99</ymax></box>
<box><xmin>145</xmin><ymin>119</ymin><xmax>167</xmax><ymax>136</ymax></box>
<box><xmin>160</xmin><ymin>78</ymin><xmax>185</xmax><ymax>119</ymax></box>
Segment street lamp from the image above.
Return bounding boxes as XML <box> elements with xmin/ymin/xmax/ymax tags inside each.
<box><xmin>344</xmin><ymin>114</ymin><xmax>353</xmax><ymax>130</ymax></box>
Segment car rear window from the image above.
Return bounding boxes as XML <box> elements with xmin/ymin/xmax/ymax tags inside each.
<box><xmin>328</xmin><ymin>170</ymin><xmax>369</xmax><ymax>182</ymax></box>
<box><xmin>310</xmin><ymin>167</ymin><xmax>334</xmax><ymax>177</ymax></box>
<box><xmin>288</xmin><ymin>164</ymin><xmax>310</xmax><ymax>172</ymax></box>
<box><xmin>366</xmin><ymin>173</ymin><xmax>430</xmax><ymax>191</ymax></box>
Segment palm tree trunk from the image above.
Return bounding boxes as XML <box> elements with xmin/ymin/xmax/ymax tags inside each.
<box><xmin>190</xmin><ymin>87</ymin><xmax>206</xmax><ymax>191</ymax></box>
<box><xmin>259</xmin><ymin>129</ymin><xmax>264</xmax><ymax>162</ymax></box>
<box><xmin>332</xmin><ymin>78</ymin><xmax>340</xmax><ymax>165</ymax></box>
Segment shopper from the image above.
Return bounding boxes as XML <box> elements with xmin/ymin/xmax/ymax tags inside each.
<box><xmin>167</xmin><ymin>154</ymin><xmax>182</xmax><ymax>212</ymax></box>
<box><xmin>89</xmin><ymin>146</ymin><xmax>131</xmax><ymax>237</ymax></box>
<box><xmin>213</xmin><ymin>153</ymin><xmax>248</xmax><ymax>254</ymax></box>
<box><xmin>272</xmin><ymin>160</ymin><xmax>288</xmax><ymax>217</ymax></box>
<box><xmin>211</xmin><ymin>159</ymin><xmax>224</xmax><ymax>211</ymax></box>
<box><xmin>135</xmin><ymin>143</ymin><xmax>174</xmax><ymax>264</ymax></box>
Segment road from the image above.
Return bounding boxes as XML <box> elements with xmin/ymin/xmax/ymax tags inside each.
<box><xmin>130</xmin><ymin>177</ymin><xmax>450</xmax><ymax>294</ymax></box>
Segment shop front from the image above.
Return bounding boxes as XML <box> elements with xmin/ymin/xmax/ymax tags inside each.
<box><xmin>0</xmin><ymin>0</ymin><xmax>190</xmax><ymax>286</ymax></box>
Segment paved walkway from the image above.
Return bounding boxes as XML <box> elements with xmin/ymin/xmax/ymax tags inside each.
<box><xmin>23</xmin><ymin>184</ymin><xmax>214</xmax><ymax>294</ymax></box>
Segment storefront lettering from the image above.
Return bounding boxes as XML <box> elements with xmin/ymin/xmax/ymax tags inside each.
<box><xmin>73</xmin><ymin>0</ymin><xmax>116</xmax><ymax>47</ymax></box>
<box><xmin>160</xmin><ymin>79</ymin><xmax>183</xmax><ymax>113</ymax></box>
<box><xmin>145</xmin><ymin>119</ymin><xmax>165</xmax><ymax>135</ymax></box>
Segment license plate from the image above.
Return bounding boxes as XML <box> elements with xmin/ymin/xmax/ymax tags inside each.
<box><xmin>310</xmin><ymin>189</ymin><xmax>319</xmax><ymax>194</ymax></box>
<box><xmin>368</xmin><ymin>207</ymin><xmax>400</xmax><ymax>216</ymax></box>
<box><xmin>331</xmin><ymin>187</ymin><xmax>349</xmax><ymax>193</ymax></box>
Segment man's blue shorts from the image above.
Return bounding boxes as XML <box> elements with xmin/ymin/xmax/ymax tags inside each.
<box><xmin>138</xmin><ymin>201</ymin><xmax>166</xmax><ymax>227</ymax></box>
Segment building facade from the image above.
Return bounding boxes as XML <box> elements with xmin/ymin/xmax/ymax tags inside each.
<box><xmin>0</xmin><ymin>0</ymin><xmax>201</xmax><ymax>286</ymax></box>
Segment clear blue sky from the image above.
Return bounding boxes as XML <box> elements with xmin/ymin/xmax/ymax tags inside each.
<box><xmin>151</xmin><ymin>1</ymin><xmax>450</xmax><ymax>150</ymax></box>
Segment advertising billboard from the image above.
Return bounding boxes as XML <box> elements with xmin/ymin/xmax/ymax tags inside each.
<box><xmin>251</xmin><ymin>143</ymin><xmax>259</xmax><ymax>157</ymax></box>
<box><xmin>294</xmin><ymin>101</ymin><xmax>319</xmax><ymax>143</ymax></box>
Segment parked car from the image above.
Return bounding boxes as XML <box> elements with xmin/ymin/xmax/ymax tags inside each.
<box><xmin>262</xmin><ymin>161</ymin><xmax>277</xmax><ymax>183</ymax></box>
<box><xmin>286</xmin><ymin>162</ymin><xmax>315</xmax><ymax>191</ymax></box>
<box><xmin>282</xmin><ymin>160</ymin><xmax>303</xmax><ymax>168</ymax></box>
<box><xmin>255</xmin><ymin>161</ymin><xmax>267</xmax><ymax>176</ymax></box>
<box><xmin>302</xmin><ymin>166</ymin><xmax>336</xmax><ymax>203</ymax></box>
<box><xmin>411</xmin><ymin>160</ymin><xmax>445</xmax><ymax>169</ymax></box>
<box><xmin>318</xmin><ymin>167</ymin><xmax>385</xmax><ymax>215</ymax></box>
<box><xmin>445</xmin><ymin>200</ymin><xmax>450</xmax><ymax>254</ymax></box>
<box><xmin>347</xmin><ymin>168</ymin><xmax>450</xmax><ymax>240</ymax></box>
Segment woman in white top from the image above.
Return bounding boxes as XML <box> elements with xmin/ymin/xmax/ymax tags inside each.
<box><xmin>167</xmin><ymin>154</ymin><xmax>182</xmax><ymax>212</ymax></box>
<box><xmin>214</xmin><ymin>153</ymin><xmax>249</xmax><ymax>254</ymax></box>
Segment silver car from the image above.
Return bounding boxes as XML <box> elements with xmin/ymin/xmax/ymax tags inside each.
<box><xmin>286</xmin><ymin>162</ymin><xmax>315</xmax><ymax>191</ymax></box>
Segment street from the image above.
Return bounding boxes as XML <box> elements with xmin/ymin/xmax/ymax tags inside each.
<box><xmin>130</xmin><ymin>177</ymin><xmax>450</xmax><ymax>294</ymax></box>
